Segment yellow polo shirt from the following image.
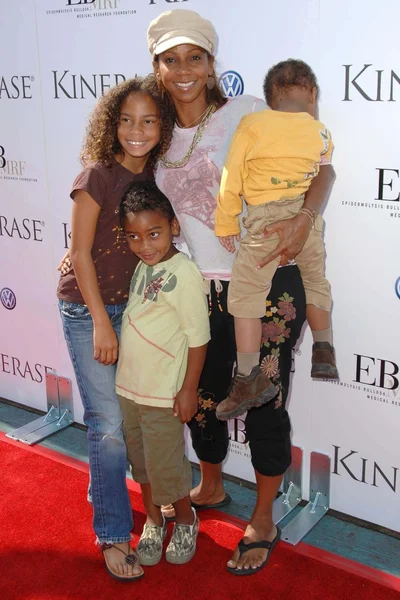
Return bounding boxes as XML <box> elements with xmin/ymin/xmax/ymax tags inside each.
<box><xmin>215</xmin><ymin>110</ymin><xmax>334</xmax><ymax>236</ymax></box>
<box><xmin>116</xmin><ymin>253</ymin><xmax>210</xmax><ymax>408</ymax></box>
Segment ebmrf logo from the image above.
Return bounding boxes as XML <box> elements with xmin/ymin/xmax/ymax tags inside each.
<box><xmin>48</xmin><ymin>1</ymin><xmax>136</xmax><ymax>18</ymax></box>
<box><xmin>219</xmin><ymin>71</ymin><xmax>244</xmax><ymax>98</ymax></box>
<box><xmin>0</xmin><ymin>288</ymin><xmax>16</xmax><ymax>310</ymax></box>
<box><xmin>354</xmin><ymin>354</ymin><xmax>399</xmax><ymax>391</ymax></box>
<box><xmin>341</xmin><ymin>167</ymin><xmax>400</xmax><ymax>220</ymax></box>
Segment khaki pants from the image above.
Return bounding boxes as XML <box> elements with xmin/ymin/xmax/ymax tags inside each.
<box><xmin>228</xmin><ymin>196</ymin><xmax>332</xmax><ymax>318</ymax></box>
<box><xmin>118</xmin><ymin>395</ymin><xmax>192</xmax><ymax>506</ymax></box>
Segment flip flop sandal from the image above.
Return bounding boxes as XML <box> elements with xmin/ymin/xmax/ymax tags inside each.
<box><xmin>227</xmin><ymin>526</ymin><xmax>281</xmax><ymax>576</ymax></box>
<box><xmin>191</xmin><ymin>493</ymin><xmax>232</xmax><ymax>511</ymax></box>
<box><xmin>101</xmin><ymin>543</ymin><xmax>144</xmax><ymax>582</ymax></box>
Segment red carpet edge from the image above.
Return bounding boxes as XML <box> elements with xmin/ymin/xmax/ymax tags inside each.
<box><xmin>1</xmin><ymin>430</ymin><xmax>399</xmax><ymax>593</ymax></box>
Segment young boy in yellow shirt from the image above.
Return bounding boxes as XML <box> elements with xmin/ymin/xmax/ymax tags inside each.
<box><xmin>215</xmin><ymin>59</ymin><xmax>338</xmax><ymax>421</ymax></box>
<box><xmin>116</xmin><ymin>181</ymin><xmax>210</xmax><ymax>565</ymax></box>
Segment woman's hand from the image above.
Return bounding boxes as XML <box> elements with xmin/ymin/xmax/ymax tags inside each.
<box><xmin>218</xmin><ymin>234</ymin><xmax>240</xmax><ymax>253</ymax></box>
<box><xmin>93</xmin><ymin>321</ymin><xmax>119</xmax><ymax>365</ymax></box>
<box><xmin>57</xmin><ymin>250</ymin><xmax>72</xmax><ymax>275</ymax></box>
<box><xmin>257</xmin><ymin>212</ymin><xmax>312</xmax><ymax>269</ymax></box>
<box><xmin>173</xmin><ymin>387</ymin><xmax>198</xmax><ymax>424</ymax></box>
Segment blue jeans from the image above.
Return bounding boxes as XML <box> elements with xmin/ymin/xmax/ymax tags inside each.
<box><xmin>58</xmin><ymin>300</ymin><xmax>133</xmax><ymax>544</ymax></box>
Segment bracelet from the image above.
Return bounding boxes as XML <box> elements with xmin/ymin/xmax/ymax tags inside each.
<box><xmin>299</xmin><ymin>208</ymin><xmax>316</xmax><ymax>228</ymax></box>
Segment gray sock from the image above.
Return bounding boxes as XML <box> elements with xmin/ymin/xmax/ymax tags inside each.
<box><xmin>312</xmin><ymin>328</ymin><xmax>333</xmax><ymax>345</ymax></box>
<box><xmin>237</xmin><ymin>352</ymin><xmax>260</xmax><ymax>376</ymax></box>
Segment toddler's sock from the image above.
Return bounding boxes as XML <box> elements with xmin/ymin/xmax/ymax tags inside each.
<box><xmin>237</xmin><ymin>352</ymin><xmax>260</xmax><ymax>376</ymax></box>
<box><xmin>312</xmin><ymin>328</ymin><xmax>333</xmax><ymax>345</ymax></box>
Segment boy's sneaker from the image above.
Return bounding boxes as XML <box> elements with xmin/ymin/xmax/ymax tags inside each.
<box><xmin>136</xmin><ymin>515</ymin><xmax>167</xmax><ymax>566</ymax></box>
<box><xmin>165</xmin><ymin>508</ymin><xmax>199</xmax><ymax>565</ymax></box>
<box><xmin>311</xmin><ymin>342</ymin><xmax>339</xmax><ymax>380</ymax></box>
<box><xmin>216</xmin><ymin>365</ymin><xmax>278</xmax><ymax>421</ymax></box>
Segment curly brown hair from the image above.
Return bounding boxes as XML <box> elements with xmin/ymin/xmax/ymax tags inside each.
<box><xmin>263</xmin><ymin>59</ymin><xmax>319</xmax><ymax>106</ymax></box>
<box><xmin>80</xmin><ymin>75</ymin><xmax>175</xmax><ymax>170</ymax></box>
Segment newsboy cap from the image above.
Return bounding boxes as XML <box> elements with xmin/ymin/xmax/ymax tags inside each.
<box><xmin>147</xmin><ymin>9</ymin><xmax>217</xmax><ymax>57</ymax></box>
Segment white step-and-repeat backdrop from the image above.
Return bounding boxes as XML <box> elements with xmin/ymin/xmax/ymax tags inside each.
<box><xmin>0</xmin><ymin>0</ymin><xmax>399</xmax><ymax>532</ymax></box>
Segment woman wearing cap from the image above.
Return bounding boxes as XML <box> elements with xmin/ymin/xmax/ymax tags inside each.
<box><xmin>146</xmin><ymin>9</ymin><xmax>334</xmax><ymax>575</ymax></box>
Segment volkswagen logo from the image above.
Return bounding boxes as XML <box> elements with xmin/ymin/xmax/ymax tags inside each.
<box><xmin>219</xmin><ymin>71</ymin><xmax>244</xmax><ymax>98</ymax></box>
<box><xmin>395</xmin><ymin>277</ymin><xmax>400</xmax><ymax>300</ymax></box>
<box><xmin>0</xmin><ymin>287</ymin><xmax>16</xmax><ymax>310</ymax></box>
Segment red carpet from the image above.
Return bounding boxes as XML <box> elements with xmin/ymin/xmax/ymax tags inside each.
<box><xmin>0</xmin><ymin>433</ymin><xmax>399</xmax><ymax>600</ymax></box>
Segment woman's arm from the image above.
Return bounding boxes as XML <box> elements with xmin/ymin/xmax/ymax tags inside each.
<box><xmin>257</xmin><ymin>165</ymin><xmax>336</xmax><ymax>269</ymax></box>
<box><xmin>70</xmin><ymin>190</ymin><xmax>118</xmax><ymax>366</ymax></box>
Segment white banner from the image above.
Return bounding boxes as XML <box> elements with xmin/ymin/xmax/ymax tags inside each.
<box><xmin>0</xmin><ymin>0</ymin><xmax>399</xmax><ymax>531</ymax></box>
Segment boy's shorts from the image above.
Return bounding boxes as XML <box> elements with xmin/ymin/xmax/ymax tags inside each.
<box><xmin>118</xmin><ymin>395</ymin><xmax>192</xmax><ymax>506</ymax></box>
<box><xmin>228</xmin><ymin>195</ymin><xmax>332</xmax><ymax>318</ymax></box>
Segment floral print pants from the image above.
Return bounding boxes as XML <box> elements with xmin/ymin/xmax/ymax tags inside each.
<box><xmin>186</xmin><ymin>265</ymin><xmax>306</xmax><ymax>476</ymax></box>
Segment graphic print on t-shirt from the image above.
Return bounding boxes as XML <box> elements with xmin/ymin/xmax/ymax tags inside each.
<box><xmin>130</xmin><ymin>264</ymin><xmax>177</xmax><ymax>303</ymax></box>
<box><xmin>161</xmin><ymin>148</ymin><xmax>221</xmax><ymax>232</ymax></box>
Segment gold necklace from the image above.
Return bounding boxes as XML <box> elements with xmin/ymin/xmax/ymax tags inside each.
<box><xmin>176</xmin><ymin>104</ymin><xmax>210</xmax><ymax>129</ymax></box>
<box><xmin>161</xmin><ymin>104</ymin><xmax>216</xmax><ymax>169</ymax></box>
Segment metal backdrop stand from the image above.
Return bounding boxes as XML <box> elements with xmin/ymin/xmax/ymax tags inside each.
<box><xmin>273</xmin><ymin>445</ymin><xmax>303</xmax><ymax>524</ymax></box>
<box><xmin>281</xmin><ymin>451</ymin><xmax>331</xmax><ymax>545</ymax></box>
<box><xmin>6</xmin><ymin>372</ymin><xmax>74</xmax><ymax>445</ymax></box>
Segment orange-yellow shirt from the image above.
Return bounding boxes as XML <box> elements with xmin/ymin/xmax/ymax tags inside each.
<box><xmin>215</xmin><ymin>110</ymin><xmax>333</xmax><ymax>236</ymax></box>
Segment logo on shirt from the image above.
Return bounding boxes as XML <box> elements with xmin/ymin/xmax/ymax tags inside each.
<box><xmin>0</xmin><ymin>288</ymin><xmax>16</xmax><ymax>310</ymax></box>
<box><xmin>219</xmin><ymin>71</ymin><xmax>244</xmax><ymax>97</ymax></box>
<box><xmin>395</xmin><ymin>277</ymin><xmax>400</xmax><ymax>300</ymax></box>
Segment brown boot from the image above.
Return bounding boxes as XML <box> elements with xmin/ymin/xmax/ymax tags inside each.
<box><xmin>216</xmin><ymin>366</ymin><xmax>278</xmax><ymax>421</ymax></box>
<box><xmin>311</xmin><ymin>342</ymin><xmax>339</xmax><ymax>379</ymax></box>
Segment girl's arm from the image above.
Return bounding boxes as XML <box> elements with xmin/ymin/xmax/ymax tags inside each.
<box><xmin>70</xmin><ymin>190</ymin><xmax>119</xmax><ymax>366</ymax></box>
<box><xmin>257</xmin><ymin>164</ymin><xmax>336</xmax><ymax>269</ymax></box>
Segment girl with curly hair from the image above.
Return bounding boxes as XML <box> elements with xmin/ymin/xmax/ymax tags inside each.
<box><xmin>57</xmin><ymin>75</ymin><xmax>174</xmax><ymax>582</ymax></box>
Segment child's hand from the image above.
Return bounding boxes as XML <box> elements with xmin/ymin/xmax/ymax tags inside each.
<box><xmin>173</xmin><ymin>387</ymin><xmax>198</xmax><ymax>424</ymax></box>
<box><xmin>57</xmin><ymin>250</ymin><xmax>72</xmax><ymax>275</ymax></box>
<box><xmin>93</xmin><ymin>321</ymin><xmax>119</xmax><ymax>365</ymax></box>
<box><xmin>218</xmin><ymin>234</ymin><xmax>240</xmax><ymax>253</ymax></box>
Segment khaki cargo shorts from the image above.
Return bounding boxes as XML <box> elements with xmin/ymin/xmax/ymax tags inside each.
<box><xmin>228</xmin><ymin>195</ymin><xmax>332</xmax><ymax>319</ymax></box>
<box><xmin>118</xmin><ymin>395</ymin><xmax>192</xmax><ymax>506</ymax></box>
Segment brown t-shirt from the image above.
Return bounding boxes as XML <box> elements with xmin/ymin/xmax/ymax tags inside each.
<box><xmin>57</xmin><ymin>160</ymin><xmax>154</xmax><ymax>305</ymax></box>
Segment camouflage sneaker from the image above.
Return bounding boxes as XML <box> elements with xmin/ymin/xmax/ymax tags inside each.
<box><xmin>136</xmin><ymin>516</ymin><xmax>167</xmax><ymax>566</ymax></box>
<box><xmin>216</xmin><ymin>365</ymin><xmax>278</xmax><ymax>421</ymax></box>
<box><xmin>165</xmin><ymin>508</ymin><xmax>199</xmax><ymax>565</ymax></box>
<box><xmin>311</xmin><ymin>342</ymin><xmax>339</xmax><ymax>380</ymax></box>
